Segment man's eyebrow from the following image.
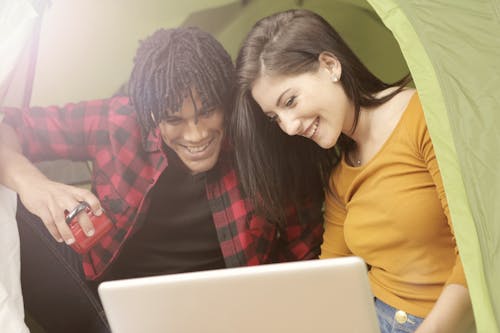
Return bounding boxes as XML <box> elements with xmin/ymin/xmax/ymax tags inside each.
<box><xmin>276</xmin><ymin>88</ymin><xmax>291</xmax><ymax>107</ymax></box>
<box><xmin>164</xmin><ymin>114</ymin><xmax>181</xmax><ymax>120</ymax></box>
<box><xmin>198</xmin><ymin>105</ymin><xmax>217</xmax><ymax>113</ymax></box>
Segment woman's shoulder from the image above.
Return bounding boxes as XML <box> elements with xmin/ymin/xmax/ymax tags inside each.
<box><xmin>377</xmin><ymin>88</ymin><xmax>422</xmax><ymax>131</ymax></box>
<box><xmin>380</xmin><ymin>88</ymin><xmax>417</xmax><ymax>115</ymax></box>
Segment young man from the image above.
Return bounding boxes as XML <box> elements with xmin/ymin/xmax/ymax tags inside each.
<box><xmin>0</xmin><ymin>27</ymin><xmax>324</xmax><ymax>333</ymax></box>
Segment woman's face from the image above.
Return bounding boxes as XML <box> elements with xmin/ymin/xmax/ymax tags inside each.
<box><xmin>251</xmin><ymin>60</ymin><xmax>353</xmax><ymax>149</ymax></box>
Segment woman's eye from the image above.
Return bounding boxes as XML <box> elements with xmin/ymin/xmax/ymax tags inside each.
<box><xmin>285</xmin><ymin>96</ymin><xmax>296</xmax><ymax>107</ymax></box>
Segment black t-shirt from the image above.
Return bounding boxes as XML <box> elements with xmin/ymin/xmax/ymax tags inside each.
<box><xmin>109</xmin><ymin>149</ymin><xmax>226</xmax><ymax>279</ymax></box>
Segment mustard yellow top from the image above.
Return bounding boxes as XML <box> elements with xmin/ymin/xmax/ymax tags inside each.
<box><xmin>321</xmin><ymin>93</ymin><xmax>466</xmax><ymax>318</ymax></box>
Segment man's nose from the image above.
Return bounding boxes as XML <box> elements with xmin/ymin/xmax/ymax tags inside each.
<box><xmin>184</xmin><ymin>121</ymin><xmax>206</xmax><ymax>142</ymax></box>
<box><xmin>277</xmin><ymin>111</ymin><xmax>301</xmax><ymax>136</ymax></box>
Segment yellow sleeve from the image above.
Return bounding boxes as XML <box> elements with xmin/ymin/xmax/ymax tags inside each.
<box><xmin>416</xmin><ymin>105</ymin><xmax>467</xmax><ymax>287</ymax></box>
<box><xmin>320</xmin><ymin>184</ymin><xmax>351</xmax><ymax>258</ymax></box>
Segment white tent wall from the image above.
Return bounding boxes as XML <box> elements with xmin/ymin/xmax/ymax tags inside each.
<box><xmin>0</xmin><ymin>1</ymin><xmax>41</xmax><ymax>332</ymax></box>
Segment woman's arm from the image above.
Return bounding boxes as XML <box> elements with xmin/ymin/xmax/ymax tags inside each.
<box><xmin>414</xmin><ymin>98</ymin><xmax>474</xmax><ymax>332</ymax></box>
<box><xmin>415</xmin><ymin>283</ymin><xmax>475</xmax><ymax>333</ymax></box>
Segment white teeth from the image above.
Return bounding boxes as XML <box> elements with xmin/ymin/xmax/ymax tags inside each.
<box><xmin>184</xmin><ymin>140</ymin><xmax>211</xmax><ymax>153</ymax></box>
<box><xmin>307</xmin><ymin>118</ymin><xmax>319</xmax><ymax>138</ymax></box>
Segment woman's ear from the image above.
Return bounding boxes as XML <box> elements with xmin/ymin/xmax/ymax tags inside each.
<box><xmin>318</xmin><ymin>51</ymin><xmax>342</xmax><ymax>82</ymax></box>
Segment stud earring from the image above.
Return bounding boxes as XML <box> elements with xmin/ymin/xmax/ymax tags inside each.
<box><xmin>331</xmin><ymin>74</ymin><xmax>339</xmax><ymax>83</ymax></box>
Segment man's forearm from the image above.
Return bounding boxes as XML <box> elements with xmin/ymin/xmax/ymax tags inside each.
<box><xmin>0</xmin><ymin>122</ymin><xmax>48</xmax><ymax>193</ymax></box>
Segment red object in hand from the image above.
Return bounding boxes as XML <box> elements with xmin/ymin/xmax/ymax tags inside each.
<box><xmin>65</xmin><ymin>202</ymin><xmax>113</xmax><ymax>254</ymax></box>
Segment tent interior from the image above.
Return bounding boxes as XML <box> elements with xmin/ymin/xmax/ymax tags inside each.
<box><xmin>1</xmin><ymin>0</ymin><xmax>498</xmax><ymax>332</ymax></box>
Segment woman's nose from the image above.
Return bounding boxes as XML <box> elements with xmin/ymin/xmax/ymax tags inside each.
<box><xmin>277</xmin><ymin>111</ymin><xmax>302</xmax><ymax>136</ymax></box>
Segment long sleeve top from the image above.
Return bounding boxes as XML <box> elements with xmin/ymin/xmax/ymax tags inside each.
<box><xmin>321</xmin><ymin>93</ymin><xmax>466</xmax><ymax>317</ymax></box>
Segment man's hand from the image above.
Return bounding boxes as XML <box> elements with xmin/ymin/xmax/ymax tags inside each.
<box><xmin>0</xmin><ymin>121</ymin><xmax>102</xmax><ymax>244</ymax></box>
<box><xmin>18</xmin><ymin>177</ymin><xmax>102</xmax><ymax>244</ymax></box>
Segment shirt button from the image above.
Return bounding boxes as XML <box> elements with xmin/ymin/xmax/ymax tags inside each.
<box><xmin>394</xmin><ymin>310</ymin><xmax>408</xmax><ymax>324</ymax></box>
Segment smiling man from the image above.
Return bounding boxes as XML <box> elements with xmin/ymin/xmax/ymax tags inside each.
<box><xmin>0</xmin><ymin>27</ymin><xmax>323</xmax><ymax>333</ymax></box>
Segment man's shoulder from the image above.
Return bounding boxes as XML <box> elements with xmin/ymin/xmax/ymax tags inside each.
<box><xmin>100</xmin><ymin>96</ymin><xmax>147</xmax><ymax>145</ymax></box>
<box><xmin>107</xmin><ymin>96</ymin><xmax>134</xmax><ymax>115</ymax></box>
<box><xmin>106</xmin><ymin>96</ymin><xmax>140</xmax><ymax>125</ymax></box>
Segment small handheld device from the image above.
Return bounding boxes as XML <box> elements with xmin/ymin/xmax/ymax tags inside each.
<box><xmin>65</xmin><ymin>201</ymin><xmax>113</xmax><ymax>254</ymax></box>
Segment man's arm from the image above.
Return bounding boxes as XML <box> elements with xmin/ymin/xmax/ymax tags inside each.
<box><xmin>276</xmin><ymin>199</ymin><xmax>324</xmax><ymax>261</ymax></box>
<box><xmin>0</xmin><ymin>119</ymin><xmax>102</xmax><ymax>245</ymax></box>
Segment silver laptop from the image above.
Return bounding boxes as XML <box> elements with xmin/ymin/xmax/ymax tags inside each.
<box><xmin>98</xmin><ymin>256</ymin><xmax>380</xmax><ymax>333</ymax></box>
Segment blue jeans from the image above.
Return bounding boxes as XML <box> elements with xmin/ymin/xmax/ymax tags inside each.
<box><xmin>375</xmin><ymin>298</ymin><xmax>424</xmax><ymax>333</ymax></box>
<box><xmin>17</xmin><ymin>203</ymin><xmax>110</xmax><ymax>333</ymax></box>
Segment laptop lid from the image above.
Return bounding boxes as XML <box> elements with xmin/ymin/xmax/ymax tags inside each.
<box><xmin>98</xmin><ymin>256</ymin><xmax>380</xmax><ymax>333</ymax></box>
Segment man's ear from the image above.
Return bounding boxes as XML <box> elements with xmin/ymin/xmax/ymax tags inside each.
<box><xmin>318</xmin><ymin>51</ymin><xmax>342</xmax><ymax>79</ymax></box>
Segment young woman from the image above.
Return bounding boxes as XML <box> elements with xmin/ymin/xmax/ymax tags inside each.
<box><xmin>232</xmin><ymin>9</ymin><xmax>474</xmax><ymax>333</ymax></box>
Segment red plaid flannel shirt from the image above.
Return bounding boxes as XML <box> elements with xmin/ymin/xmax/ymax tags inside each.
<box><xmin>2</xmin><ymin>97</ymin><xmax>323</xmax><ymax>280</ymax></box>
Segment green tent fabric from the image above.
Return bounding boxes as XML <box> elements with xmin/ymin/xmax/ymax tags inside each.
<box><xmin>199</xmin><ymin>1</ymin><xmax>500</xmax><ymax>331</ymax></box>
<box><xmin>367</xmin><ymin>2</ymin><xmax>500</xmax><ymax>332</ymax></box>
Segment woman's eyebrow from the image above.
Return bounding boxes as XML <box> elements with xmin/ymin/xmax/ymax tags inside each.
<box><xmin>276</xmin><ymin>88</ymin><xmax>291</xmax><ymax>107</ymax></box>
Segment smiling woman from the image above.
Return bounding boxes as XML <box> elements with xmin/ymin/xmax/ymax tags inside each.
<box><xmin>232</xmin><ymin>9</ymin><xmax>474</xmax><ymax>333</ymax></box>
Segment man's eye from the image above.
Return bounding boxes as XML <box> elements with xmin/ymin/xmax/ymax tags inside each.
<box><xmin>285</xmin><ymin>96</ymin><xmax>296</xmax><ymax>107</ymax></box>
<box><xmin>165</xmin><ymin>118</ymin><xmax>182</xmax><ymax>125</ymax></box>
<box><xmin>199</xmin><ymin>109</ymin><xmax>215</xmax><ymax>118</ymax></box>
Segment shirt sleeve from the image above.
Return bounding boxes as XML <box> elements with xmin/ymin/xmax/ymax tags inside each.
<box><xmin>321</xmin><ymin>183</ymin><xmax>351</xmax><ymax>258</ymax></box>
<box><xmin>277</xmin><ymin>199</ymin><xmax>324</xmax><ymax>261</ymax></box>
<box><xmin>1</xmin><ymin>98</ymin><xmax>122</xmax><ymax>162</ymax></box>
<box><xmin>416</xmin><ymin>103</ymin><xmax>467</xmax><ymax>287</ymax></box>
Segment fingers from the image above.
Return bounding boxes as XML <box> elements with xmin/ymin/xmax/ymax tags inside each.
<box><xmin>22</xmin><ymin>183</ymin><xmax>103</xmax><ymax>245</ymax></box>
<box><xmin>72</xmin><ymin>189</ymin><xmax>102</xmax><ymax>237</ymax></box>
<box><xmin>77</xmin><ymin>190</ymin><xmax>103</xmax><ymax>216</ymax></box>
<box><xmin>37</xmin><ymin>208</ymin><xmax>64</xmax><ymax>242</ymax></box>
<box><xmin>75</xmin><ymin>208</ymin><xmax>95</xmax><ymax>237</ymax></box>
<box><xmin>60</xmin><ymin>187</ymin><xmax>103</xmax><ymax>238</ymax></box>
<box><xmin>36</xmin><ymin>202</ymin><xmax>79</xmax><ymax>244</ymax></box>
<box><xmin>52</xmin><ymin>204</ymin><xmax>77</xmax><ymax>244</ymax></box>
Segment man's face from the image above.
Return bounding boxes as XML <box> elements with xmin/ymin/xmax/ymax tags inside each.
<box><xmin>158</xmin><ymin>91</ymin><xmax>224</xmax><ymax>174</ymax></box>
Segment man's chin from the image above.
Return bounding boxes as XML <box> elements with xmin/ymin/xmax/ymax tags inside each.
<box><xmin>183</xmin><ymin>156</ymin><xmax>219</xmax><ymax>175</ymax></box>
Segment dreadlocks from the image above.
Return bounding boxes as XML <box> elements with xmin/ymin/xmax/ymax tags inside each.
<box><xmin>129</xmin><ymin>27</ymin><xmax>234</xmax><ymax>135</ymax></box>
